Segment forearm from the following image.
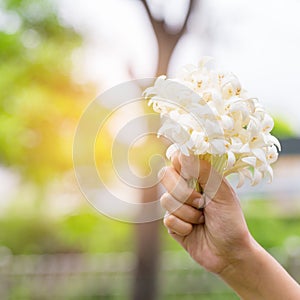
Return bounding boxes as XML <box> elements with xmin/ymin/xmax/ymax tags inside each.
<box><xmin>220</xmin><ymin>238</ymin><xmax>300</xmax><ymax>300</ymax></box>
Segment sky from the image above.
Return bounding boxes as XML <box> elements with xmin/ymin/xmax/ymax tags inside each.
<box><xmin>58</xmin><ymin>0</ymin><xmax>300</xmax><ymax>135</ymax></box>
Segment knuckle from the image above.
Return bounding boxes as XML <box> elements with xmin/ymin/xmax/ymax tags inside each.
<box><xmin>191</xmin><ymin>209</ymin><xmax>201</xmax><ymax>221</ymax></box>
<box><xmin>162</xmin><ymin>166</ymin><xmax>173</xmax><ymax>179</ymax></box>
<box><xmin>180</xmin><ymin>188</ymin><xmax>193</xmax><ymax>203</ymax></box>
<box><xmin>172</xmin><ymin>181</ymin><xmax>192</xmax><ymax>202</ymax></box>
<box><xmin>163</xmin><ymin>214</ymin><xmax>176</xmax><ymax>228</ymax></box>
<box><xmin>181</xmin><ymin>224</ymin><xmax>193</xmax><ymax>236</ymax></box>
<box><xmin>160</xmin><ymin>193</ymin><xmax>169</xmax><ymax>208</ymax></box>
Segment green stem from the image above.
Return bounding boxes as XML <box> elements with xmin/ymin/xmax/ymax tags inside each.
<box><xmin>187</xmin><ymin>177</ymin><xmax>202</xmax><ymax>193</ymax></box>
<box><xmin>187</xmin><ymin>154</ymin><xmax>227</xmax><ymax>194</ymax></box>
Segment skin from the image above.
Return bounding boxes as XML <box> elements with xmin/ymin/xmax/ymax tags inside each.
<box><xmin>159</xmin><ymin>153</ymin><xmax>300</xmax><ymax>300</ymax></box>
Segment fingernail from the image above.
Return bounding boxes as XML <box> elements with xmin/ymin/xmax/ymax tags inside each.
<box><xmin>192</xmin><ymin>198</ymin><xmax>203</xmax><ymax>209</ymax></box>
<box><xmin>158</xmin><ymin>167</ymin><xmax>166</xmax><ymax>180</ymax></box>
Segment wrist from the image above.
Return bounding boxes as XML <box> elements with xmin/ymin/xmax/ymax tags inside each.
<box><xmin>220</xmin><ymin>230</ymin><xmax>258</xmax><ymax>274</ymax></box>
<box><xmin>219</xmin><ymin>236</ymin><xmax>300</xmax><ymax>300</ymax></box>
<box><xmin>218</xmin><ymin>235</ymin><xmax>264</xmax><ymax>298</ymax></box>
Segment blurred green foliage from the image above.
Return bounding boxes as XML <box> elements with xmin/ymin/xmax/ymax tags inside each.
<box><xmin>0</xmin><ymin>203</ymin><xmax>134</xmax><ymax>254</ymax></box>
<box><xmin>0</xmin><ymin>0</ymin><xmax>95</xmax><ymax>184</ymax></box>
<box><xmin>243</xmin><ymin>200</ymin><xmax>300</xmax><ymax>249</ymax></box>
<box><xmin>272</xmin><ymin>117</ymin><xmax>295</xmax><ymax>138</ymax></box>
<box><xmin>0</xmin><ymin>199</ymin><xmax>299</xmax><ymax>255</ymax></box>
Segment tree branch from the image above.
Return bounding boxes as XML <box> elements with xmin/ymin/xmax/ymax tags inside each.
<box><xmin>178</xmin><ymin>0</ymin><xmax>195</xmax><ymax>36</ymax></box>
<box><xmin>140</xmin><ymin>0</ymin><xmax>195</xmax><ymax>37</ymax></box>
<box><xmin>140</xmin><ymin>0</ymin><xmax>159</xmax><ymax>32</ymax></box>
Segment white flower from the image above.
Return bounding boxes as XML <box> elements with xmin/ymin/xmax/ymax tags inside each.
<box><xmin>144</xmin><ymin>57</ymin><xmax>281</xmax><ymax>187</ymax></box>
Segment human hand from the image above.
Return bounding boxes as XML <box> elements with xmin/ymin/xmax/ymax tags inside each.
<box><xmin>159</xmin><ymin>152</ymin><xmax>300</xmax><ymax>299</ymax></box>
<box><xmin>159</xmin><ymin>152</ymin><xmax>253</xmax><ymax>275</ymax></box>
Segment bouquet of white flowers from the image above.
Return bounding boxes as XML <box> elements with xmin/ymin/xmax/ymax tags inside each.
<box><xmin>144</xmin><ymin>57</ymin><xmax>281</xmax><ymax>189</ymax></box>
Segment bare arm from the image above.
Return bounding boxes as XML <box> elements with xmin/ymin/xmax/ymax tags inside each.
<box><xmin>159</xmin><ymin>153</ymin><xmax>300</xmax><ymax>300</ymax></box>
<box><xmin>220</xmin><ymin>238</ymin><xmax>300</xmax><ymax>300</ymax></box>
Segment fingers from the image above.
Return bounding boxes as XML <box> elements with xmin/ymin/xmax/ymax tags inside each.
<box><xmin>158</xmin><ymin>166</ymin><xmax>205</xmax><ymax>209</ymax></box>
<box><xmin>179</xmin><ymin>154</ymin><xmax>200</xmax><ymax>180</ymax></box>
<box><xmin>163</xmin><ymin>214</ymin><xmax>193</xmax><ymax>237</ymax></box>
<box><xmin>170</xmin><ymin>152</ymin><xmax>227</xmax><ymax>203</ymax></box>
<box><xmin>161</xmin><ymin>193</ymin><xmax>205</xmax><ymax>225</ymax></box>
<box><xmin>171</xmin><ymin>153</ymin><xmax>181</xmax><ymax>174</ymax></box>
<box><xmin>171</xmin><ymin>152</ymin><xmax>213</xmax><ymax>191</ymax></box>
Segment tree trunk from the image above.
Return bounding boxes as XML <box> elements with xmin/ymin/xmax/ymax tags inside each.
<box><xmin>132</xmin><ymin>2</ymin><xmax>195</xmax><ymax>299</ymax></box>
<box><xmin>132</xmin><ymin>187</ymin><xmax>160</xmax><ymax>300</ymax></box>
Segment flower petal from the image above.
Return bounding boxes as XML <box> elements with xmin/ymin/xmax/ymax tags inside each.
<box><xmin>242</xmin><ymin>156</ymin><xmax>257</xmax><ymax>167</ymax></box>
<box><xmin>251</xmin><ymin>169</ymin><xmax>262</xmax><ymax>186</ymax></box>
<box><xmin>237</xmin><ymin>171</ymin><xmax>245</xmax><ymax>188</ymax></box>
<box><xmin>227</xmin><ymin>151</ymin><xmax>236</xmax><ymax>169</ymax></box>
<box><xmin>166</xmin><ymin>144</ymin><xmax>179</xmax><ymax>160</ymax></box>
<box><xmin>252</xmin><ymin>148</ymin><xmax>267</xmax><ymax>163</ymax></box>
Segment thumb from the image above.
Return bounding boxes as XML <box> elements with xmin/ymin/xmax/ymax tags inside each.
<box><xmin>171</xmin><ymin>152</ymin><xmax>234</xmax><ymax>206</ymax></box>
<box><xmin>179</xmin><ymin>153</ymin><xmax>200</xmax><ymax>181</ymax></box>
<box><xmin>202</xmin><ymin>170</ymin><xmax>237</xmax><ymax>206</ymax></box>
<box><xmin>182</xmin><ymin>156</ymin><xmax>231</xmax><ymax>206</ymax></box>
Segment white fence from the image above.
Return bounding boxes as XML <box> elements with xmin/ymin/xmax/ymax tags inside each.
<box><xmin>0</xmin><ymin>249</ymin><xmax>299</xmax><ymax>299</ymax></box>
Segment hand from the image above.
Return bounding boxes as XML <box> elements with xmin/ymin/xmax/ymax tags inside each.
<box><xmin>159</xmin><ymin>152</ymin><xmax>252</xmax><ymax>275</ymax></box>
<box><xmin>159</xmin><ymin>152</ymin><xmax>300</xmax><ymax>299</ymax></box>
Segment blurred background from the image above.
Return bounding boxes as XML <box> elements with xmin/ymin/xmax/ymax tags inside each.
<box><xmin>0</xmin><ymin>0</ymin><xmax>300</xmax><ymax>299</ymax></box>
